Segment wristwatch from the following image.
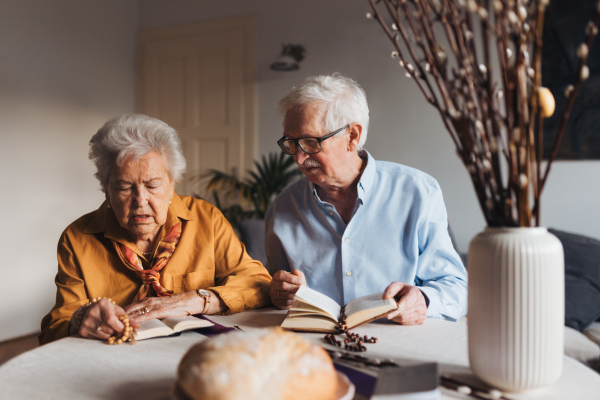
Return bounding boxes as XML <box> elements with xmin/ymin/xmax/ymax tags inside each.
<box><xmin>196</xmin><ymin>289</ymin><xmax>212</xmax><ymax>314</ymax></box>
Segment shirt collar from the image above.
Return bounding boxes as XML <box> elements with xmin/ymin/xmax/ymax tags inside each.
<box><xmin>309</xmin><ymin>150</ymin><xmax>375</xmax><ymax>203</ymax></box>
<box><xmin>83</xmin><ymin>192</ymin><xmax>194</xmax><ymax>244</ymax></box>
<box><xmin>356</xmin><ymin>149</ymin><xmax>375</xmax><ymax>199</ymax></box>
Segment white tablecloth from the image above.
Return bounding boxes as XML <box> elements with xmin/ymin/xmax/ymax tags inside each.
<box><xmin>1</xmin><ymin>308</ymin><xmax>599</xmax><ymax>399</ymax></box>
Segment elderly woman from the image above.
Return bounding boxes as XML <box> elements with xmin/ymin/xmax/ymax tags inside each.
<box><xmin>39</xmin><ymin>114</ymin><xmax>272</xmax><ymax>344</ymax></box>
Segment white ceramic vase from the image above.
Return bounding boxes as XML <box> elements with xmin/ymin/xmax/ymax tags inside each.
<box><xmin>467</xmin><ymin>227</ymin><xmax>564</xmax><ymax>392</ymax></box>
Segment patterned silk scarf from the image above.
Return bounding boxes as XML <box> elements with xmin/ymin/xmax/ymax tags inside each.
<box><xmin>112</xmin><ymin>222</ymin><xmax>182</xmax><ymax>301</ymax></box>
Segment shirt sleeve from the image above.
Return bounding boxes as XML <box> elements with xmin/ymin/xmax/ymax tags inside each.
<box><xmin>264</xmin><ymin>203</ymin><xmax>293</xmax><ymax>276</ymax></box>
<box><xmin>415</xmin><ymin>183</ymin><xmax>468</xmax><ymax>321</ymax></box>
<box><xmin>39</xmin><ymin>230</ymin><xmax>90</xmax><ymax>345</ymax></box>
<box><xmin>209</xmin><ymin>208</ymin><xmax>272</xmax><ymax>314</ymax></box>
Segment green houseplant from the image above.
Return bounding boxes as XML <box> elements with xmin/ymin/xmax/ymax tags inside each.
<box><xmin>200</xmin><ymin>152</ymin><xmax>303</xmax><ymax>229</ymax></box>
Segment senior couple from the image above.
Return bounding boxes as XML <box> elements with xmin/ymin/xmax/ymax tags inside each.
<box><xmin>40</xmin><ymin>74</ymin><xmax>467</xmax><ymax>344</ymax></box>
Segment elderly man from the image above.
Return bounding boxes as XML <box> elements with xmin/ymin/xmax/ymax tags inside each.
<box><xmin>265</xmin><ymin>73</ymin><xmax>467</xmax><ymax>325</ymax></box>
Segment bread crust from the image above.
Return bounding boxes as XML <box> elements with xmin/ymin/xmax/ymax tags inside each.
<box><xmin>177</xmin><ymin>327</ymin><xmax>338</xmax><ymax>400</ymax></box>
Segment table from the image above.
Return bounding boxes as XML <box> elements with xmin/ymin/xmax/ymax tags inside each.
<box><xmin>1</xmin><ymin>308</ymin><xmax>599</xmax><ymax>399</ymax></box>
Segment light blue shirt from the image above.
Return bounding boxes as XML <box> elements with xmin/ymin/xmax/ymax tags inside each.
<box><xmin>265</xmin><ymin>150</ymin><xmax>467</xmax><ymax>321</ymax></box>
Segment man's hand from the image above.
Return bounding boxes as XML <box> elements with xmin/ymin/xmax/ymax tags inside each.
<box><xmin>383</xmin><ymin>282</ymin><xmax>427</xmax><ymax>325</ymax></box>
<box><xmin>270</xmin><ymin>269</ymin><xmax>307</xmax><ymax>309</ymax></box>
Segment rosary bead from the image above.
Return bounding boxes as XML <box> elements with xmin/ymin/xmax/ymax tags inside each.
<box><xmin>106</xmin><ymin>313</ymin><xmax>135</xmax><ymax>345</ymax></box>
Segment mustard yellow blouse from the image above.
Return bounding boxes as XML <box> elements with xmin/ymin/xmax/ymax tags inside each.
<box><xmin>39</xmin><ymin>194</ymin><xmax>272</xmax><ymax>344</ymax></box>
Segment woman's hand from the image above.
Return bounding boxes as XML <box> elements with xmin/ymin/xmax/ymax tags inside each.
<box><xmin>124</xmin><ymin>291</ymin><xmax>225</xmax><ymax>324</ymax></box>
<box><xmin>79</xmin><ymin>298</ymin><xmax>140</xmax><ymax>340</ymax></box>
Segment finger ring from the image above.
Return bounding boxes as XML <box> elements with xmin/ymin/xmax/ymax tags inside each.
<box><xmin>143</xmin><ymin>307</ymin><xmax>150</xmax><ymax>314</ymax></box>
<box><xmin>96</xmin><ymin>324</ymin><xmax>103</xmax><ymax>332</ymax></box>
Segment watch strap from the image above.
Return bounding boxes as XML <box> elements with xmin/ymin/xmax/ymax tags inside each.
<box><xmin>196</xmin><ymin>289</ymin><xmax>211</xmax><ymax>314</ymax></box>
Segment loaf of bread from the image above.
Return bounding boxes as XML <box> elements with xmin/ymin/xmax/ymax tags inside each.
<box><xmin>176</xmin><ymin>327</ymin><xmax>338</xmax><ymax>400</ymax></box>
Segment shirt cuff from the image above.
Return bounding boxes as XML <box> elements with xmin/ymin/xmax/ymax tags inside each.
<box><xmin>209</xmin><ymin>287</ymin><xmax>244</xmax><ymax>315</ymax></box>
<box><xmin>419</xmin><ymin>289</ymin><xmax>430</xmax><ymax>308</ymax></box>
<box><xmin>418</xmin><ymin>286</ymin><xmax>441</xmax><ymax>318</ymax></box>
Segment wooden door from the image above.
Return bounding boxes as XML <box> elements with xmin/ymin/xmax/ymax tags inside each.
<box><xmin>137</xmin><ymin>16</ymin><xmax>257</xmax><ymax>198</ymax></box>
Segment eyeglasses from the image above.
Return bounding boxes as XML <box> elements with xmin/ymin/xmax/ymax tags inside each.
<box><xmin>277</xmin><ymin>124</ymin><xmax>350</xmax><ymax>155</ymax></box>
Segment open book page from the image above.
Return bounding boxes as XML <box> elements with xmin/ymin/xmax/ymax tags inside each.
<box><xmin>344</xmin><ymin>292</ymin><xmax>397</xmax><ymax>328</ymax></box>
<box><xmin>294</xmin><ymin>285</ymin><xmax>341</xmax><ymax>321</ymax></box>
<box><xmin>135</xmin><ymin>316</ymin><xmax>214</xmax><ymax>341</ymax></box>
<box><xmin>161</xmin><ymin>316</ymin><xmax>213</xmax><ymax>332</ymax></box>
<box><xmin>281</xmin><ymin>308</ymin><xmax>339</xmax><ymax>332</ymax></box>
<box><xmin>289</xmin><ymin>300</ymin><xmax>338</xmax><ymax>320</ymax></box>
<box><xmin>136</xmin><ymin>319</ymin><xmax>174</xmax><ymax>341</ymax></box>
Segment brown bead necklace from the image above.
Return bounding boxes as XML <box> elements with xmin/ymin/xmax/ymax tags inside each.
<box><xmin>323</xmin><ymin>308</ymin><xmax>378</xmax><ymax>352</ymax></box>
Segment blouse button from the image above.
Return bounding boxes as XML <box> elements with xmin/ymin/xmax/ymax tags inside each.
<box><xmin>344</xmin><ymin>238</ymin><xmax>349</xmax><ymax>243</ymax></box>
<box><xmin>346</xmin><ymin>271</ymin><xmax>352</xmax><ymax>276</ymax></box>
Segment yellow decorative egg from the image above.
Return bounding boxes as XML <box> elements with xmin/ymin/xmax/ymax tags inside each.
<box><xmin>538</xmin><ymin>87</ymin><xmax>555</xmax><ymax>118</ymax></box>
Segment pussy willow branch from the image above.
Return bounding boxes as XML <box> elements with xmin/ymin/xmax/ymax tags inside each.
<box><xmin>369</xmin><ymin>0</ymin><xmax>464</xmax><ymax>152</ymax></box>
<box><xmin>368</xmin><ymin>0</ymin><xmax>599</xmax><ymax>227</ymax></box>
<box><xmin>532</xmin><ymin>3</ymin><xmax>546</xmax><ymax>225</ymax></box>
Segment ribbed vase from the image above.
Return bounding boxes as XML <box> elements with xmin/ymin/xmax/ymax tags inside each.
<box><xmin>467</xmin><ymin>227</ymin><xmax>564</xmax><ymax>392</ymax></box>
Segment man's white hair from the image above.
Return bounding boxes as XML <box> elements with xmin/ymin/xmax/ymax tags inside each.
<box><xmin>89</xmin><ymin>114</ymin><xmax>187</xmax><ymax>192</ymax></box>
<box><xmin>279</xmin><ymin>73</ymin><xmax>370</xmax><ymax>149</ymax></box>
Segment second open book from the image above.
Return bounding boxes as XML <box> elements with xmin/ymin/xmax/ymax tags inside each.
<box><xmin>281</xmin><ymin>285</ymin><xmax>398</xmax><ymax>333</ymax></box>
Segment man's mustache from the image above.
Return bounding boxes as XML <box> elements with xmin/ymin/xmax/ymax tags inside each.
<box><xmin>298</xmin><ymin>159</ymin><xmax>322</xmax><ymax>169</ymax></box>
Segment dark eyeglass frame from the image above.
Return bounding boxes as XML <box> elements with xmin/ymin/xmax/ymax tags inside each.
<box><xmin>277</xmin><ymin>124</ymin><xmax>350</xmax><ymax>155</ymax></box>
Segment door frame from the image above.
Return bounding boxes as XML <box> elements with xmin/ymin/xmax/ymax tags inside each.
<box><xmin>136</xmin><ymin>15</ymin><xmax>258</xmax><ymax>176</ymax></box>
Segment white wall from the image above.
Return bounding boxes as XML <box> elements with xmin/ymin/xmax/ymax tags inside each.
<box><xmin>139</xmin><ymin>0</ymin><xmax>600</xmax><ymax>249</ymax></box>
<box><xmin>0</xmin><ymin>0</ymin><xmax>138</xmax><ymax>341</ymax></box>
<box><xmin>2</xmin><ymin>0</ymin><xmax>598</xmax><ymax>341</ymax></box>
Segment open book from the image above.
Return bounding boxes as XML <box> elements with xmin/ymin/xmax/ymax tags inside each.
<box><xmin>135</xmin><ymin>316</ymin><xmax>214</xmax><ymax>341</ymax></box>
<box><xmin>281</xmin><ymin>286</ymin><xmax>398</xmax><ymax>333</ymax></box>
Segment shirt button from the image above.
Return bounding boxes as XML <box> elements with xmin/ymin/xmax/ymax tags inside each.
<box><xmin>346</xmin><ymin>271</ymin><xmax>352</xmax><ymax>276</ymax></box>
<box><xmin>344</xmin><ymin>238</ymin><xmax>349</xmax><ymax>243</ymax></box>
<box><xmin>329</xmin><ymin>211</ymin><xmax>333</xmax><ymax>215</ymax></box>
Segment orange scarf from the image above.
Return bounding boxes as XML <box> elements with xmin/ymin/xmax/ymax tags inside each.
<box><xmin>112</xmin><ymin>222</ymin><xmax>182</xmax><ymax>301</ymax></box>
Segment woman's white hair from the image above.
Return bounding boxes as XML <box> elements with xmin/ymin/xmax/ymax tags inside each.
<box><xmin>89</xmin><ymin>114</ymin><xmax>186</xmax><ymax>192</ymax></box>
<box><xmin>279</xmin><ymin>73</ymin><xmax>370</xmax><ymax>149</ymax></box>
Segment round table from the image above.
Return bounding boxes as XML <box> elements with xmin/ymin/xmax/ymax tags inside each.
<box><xmin>1</xmin><ymin>308</ymin><xmax>599</xmax><ymax>399</ymax></box>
